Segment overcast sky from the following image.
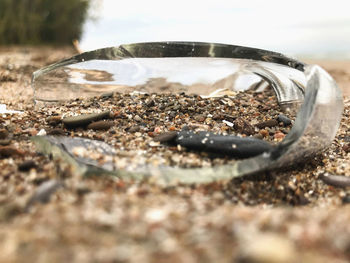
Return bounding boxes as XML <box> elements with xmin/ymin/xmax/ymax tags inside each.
<box><xmin>80</xmin><ymin>0</ymin><xmax>350</xmax><ymax>58</ymax></box>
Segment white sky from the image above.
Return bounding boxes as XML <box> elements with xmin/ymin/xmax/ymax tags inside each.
<box><xmin>81</xmin><ymin>0</ymin><xmax>350</xmax><ymax>58</ymax></box>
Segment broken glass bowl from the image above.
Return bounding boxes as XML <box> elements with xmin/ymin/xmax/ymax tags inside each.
<box><xmin>32</xmin><ymin>42</ymin><xmax>306</xmax><ymax>106</ymax></box>
<box><xmin>31</xmin><ymin>42</ymin><xmax>343</xmax><ymax>184</ymax></box>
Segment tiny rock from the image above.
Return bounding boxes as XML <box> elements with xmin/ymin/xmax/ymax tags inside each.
<box><xmin>153</xmin><ymin>131</ymin><xmax>177</xmax><ymax>143</ymax></box>
<box><xmin>154</xmin><ymin>127</ymin><xmax>162</xmax><ymax>134</ymax></box>
<box><xmin>47</xmin><ymin>128</ymin><xmax>66</xmax><ymax>136</ymax></box>
<box><xmin>37</xmin><ymin>129</ymin><xmax>47</xmax><ymax>136</ymax></box>
<box><xmin>87</xmin><ymin>120</ymin><xmax>114</xmax><ymax>130</ymax></box>
<box><xmin>134</xmin><ymin>115</ymin><xmax>142</xmax><ymax>122</ymax></box>
<box><xmin>175</xmin><ymin>131</ymin><xmax>272</xmax><ymax>158</ymax></box>
<box><xmin>233</xmin><ymin>118</ymin><xmax>255</xmax><ymax>135</ymax></box>
<box><xmin>342</xmin><ymin>143</ymin><xmax>350</xmax><ymax>152</ymax></box>
<box><xmin>18</xmin><ymin>160</ymin><xmax>37</xmax><ymax>172</ymax></box>
<box><xmin>0</xmin><ymin>129</ymin><xmax>9</xmax><ymax>139</ymax></box>
<box><xmin>277</xmin><ymin>114</ymin><xmax>292</xmax><ymax>126</ymax></box>
<box><xmin>320</xmin><ymin>173</ymin><xmax>350</xmax><ymax>188</ymax></box>
<box><xmin>46</xmin><ymin>116</ymin><xmax>62</xmax><ymax>125</ymax></box>
<box><xmin>0</xmin><ymin>146</ymin><xmax>24</xmax><ymax>158</ymax></box>
<box><xmin>342</xmin><ymin>195</ymin><xmax>350</xmax><ymax>204</ymax></box>
<box><xmin>0</xmin><ymin>139</ymin><xmax>11</xmax><ymax>146</ymax></box>
<box><xmin>259</xmin><ymin>129</ymin><xmax>269</xmax><ymax>138</ymax></box>
<box><xmin>127</xmin><ymin>125</ymin><xmax>141</xmax><ymax>133</ymax></box>
<box><xmin>63</xmin><ymin>111</ymin><xmax>110</xmax><ymax>128</ymax></box>
<box><xmin>256</xmin><ymin>119</ymin><xmax>278</xmax><ymax>129</ymax></box>
<box><xmin>274</xmin><ymin>132</ymin><xmax>285</xmax><ymax>140</ymax></box>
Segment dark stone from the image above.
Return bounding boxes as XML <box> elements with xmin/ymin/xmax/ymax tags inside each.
<box><xmin>291</xmin><ymin>192</ymin><xmax>310</xmax><ymax>206</ymax></box>
<box><xmin>277</xmin><ymin>114</ymin><xmax>292</xmax><ymax>126</ymax></box>
<box><xmin>342</xmin><ymin>195</ymin><xmax>350</xmax><ymax>204</ymax></box>
<box><xmin>233</xmin><ymin>118</ymin><xmax>255</xmax><ymax>135</ymax></box>
<box><xmin>63</xmin><ymin>111</ymin><xmax>110</xmax><ymax>128</ymax></box>
<box><xmin>127</xmin><ymin>125</ymin><xmax>141</xmax><ymax>133</ymax></box>
<box><xmin>76</xmin><ymin>187</ymin><xmax>91</xmax><ymax>196</ymax></box>
<box><xmin>320</xmin><ymin>173</ymin><xmax>350</xmax><ymax>188</ymax></box>
<box><xmin>87</xmin><ymin>120</ymin><xmax>114</xmax><ymax>130</ymax></box>
<box><xmin>212</xmin><ymin>114</ymin><xmax>223</xmax><ymax>120</ymax></box>
<box><xmin>154</xmin><ymin>131</ymin><xmax>178</xmax><ymax>143</ymax></box>
<box><xmin>146</xmin><ymin>100</ymin><xmax>155</xmax><ymax>107</ymax></box>
<box><xmin>223</xmin><ymin>114</ymin><xmax>236</xmax><ymax>122</ymax></box>
<box><xmin>0</xmin><ymin>146</ymin><xmax>24</xmax><ymax>158</ymax></box>
<box><xmin>18</xmin><ymin>160</ymin><xmax>37</xmax><ymax>171</ymax></box>
<box><xmin>175</xmin><ymin>131</ymin><xmax>273</xmax><ymax>158</ymax></box>
<box><xmin>0</xmin><ymin>139</ymin><xmax>11</xmax><ymax>146</ymax></box>
<box><xmin>47</xmin><ymin>128</ymin><xmax>66</xmax><ymax>136</ymax></box>
<box><xmin>46</xmin><ymin>116</ymin><xmax>62</xmax><ymax>126</ymax></box>
<box><xmin>256</xmin><ymin>119</ymin><xmax>278</xmax><ymax>129</ymax></box>
<box><xmin>0</xmin><ymin>129</ymin><xmax>9</xmax><ymax>139</ymax></box>
<box><xmin>342</xmin><ymin>143</ymin><xmax>350</xmax><ymax>153</ymax></box>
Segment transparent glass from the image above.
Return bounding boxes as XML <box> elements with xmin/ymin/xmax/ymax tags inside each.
<box><xmin>31</xmin><ymin>42</ymin><xmax>343</xmax><ymax>184</ymax></box>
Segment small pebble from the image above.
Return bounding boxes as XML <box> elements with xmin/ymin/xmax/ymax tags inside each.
<box><xmin>0</xmin><ymin>139</ymin><xmax>11</xmax><ymax>146</ymax></box>
<box><xmin>320</xmin><ymin>173</ymin><xmax>350</xmax><ymax>188</ymax></box>
<box><xmin>127</xmin><ymin>125</ymin><xmax>141</xmax><ymax>133</ymax></box>
<box><xmin>100</xmin><ymin>92</ymin><xmax>113</xmax><ymax>99</ymax></box>
<box><xmin>153</xmin><ymin>131</ymin><xmax>178</xmax><ymax>143</ymax></box>
<box><xmin>277</xmin><ymin>114</ymin><xmax>292</xmax><ymax>126</ymax></box>
<box><xmin>37</xmin><ymin>129</ymin><xmax>47</xmax><ymax>136</ymax></box>
<box><xmin>0</xmin><ymin>146</ymin><xmax>24</xmax><ymax>158</ymax></box>
<box><xmin>146</xmin><ymin>100</ymin><xmax>155</xmax><ymax>107</ymax></box>
<box><xmin>63</xmin><ymin>111</ymin><xmax>110</xmax><ymax>128</ymax></box>
<box><xmin>256</xmin><ymin>119</ymin><xmax>278</xmax><ymax>129</ymax></box>
<box><xmin>342</xmin><ymin>143</ymin><xmax>350</xmax><ymax>152</ymax></box>
<box><xmin>87</xmin><ymin>120</ymin><xmax>114</xmax><ymax>130</ymax></box>
<box><xmin>259</xmin><ymin>129</ymin><xmax>269</xmax><ymax>137</ymax></box>
<box><xmin>223</xmin><ymin>120</ymin><xmax>234</xmax><ymax>127</ymax></box>
<box><xmin>46</xmin><ymin>116</ymin><xmax>62</xmax><ymax>125</ymax></box>
<box><xmin>175</xmin><ymin>131</ymin><xmax>272</xmax><ymax>158</ymax></box>
<box><xmin>18</xmin><ymin>160</ymin><xmax>37</xmax><ymax>172</ymax></box>
<box><xmin>134</xmin><ymin>115</ymin><xmax>142</xmax><ymax>122</ymax></box>
<box><xmin>47</xmin><ymin>128</ymin><xmax>66</xmax><ymax>136</ymax></box>
<box><xmin>0</xmin><ymin>129</ymin><xmax>9</xmax><ymax>139</ymax></box>
<box><xmin>233</xmin><ymin>118</ymin><xmax>255</xmax><ymax>135</ymax></box>
<box><xmin>274</xmin><ymin>132</ymin><xmax>285</xmax><ymax>140</ymax></box>
<box><xmin>154</xmin><ymin>127</ymin><xmax>162</xmax><ymax>133</ymax></box>
<box><xmin>342</xmin><ymin>195</ymin><xmax>350</xmax><ymax>204</ymax></box>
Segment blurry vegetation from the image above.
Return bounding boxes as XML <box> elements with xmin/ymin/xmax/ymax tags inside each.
<box><xmin>0</xmin><ymin>0</ymin><xmax>92</xmax><ymax>44</ymax></box>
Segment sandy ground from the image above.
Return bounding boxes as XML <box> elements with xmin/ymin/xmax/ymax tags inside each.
<box><xmin>0</xmin><ymin>46</ymin><xmax>350</xmax><ymax>263</ymax></box>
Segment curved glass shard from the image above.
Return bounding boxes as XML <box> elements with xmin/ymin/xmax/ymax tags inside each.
<box><xmin>32</xmin><ymin>42</ymin><xmax>305</xmax><ymax>107</ymax></box>
<box><xmin>31</xmin><ymin>42</ymin><xmax>343</xmax><ymax>184</ymax></box>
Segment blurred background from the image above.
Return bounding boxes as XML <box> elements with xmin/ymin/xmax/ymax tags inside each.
<box><xmin>0</xmin><ymin>0</ymin><xmax>91</xmax><ymax>44</ymax></box>
<box><xmin>1</xmin><ymin>0</ymin><xmax>349</xmax><ymax>59</ymax></box>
